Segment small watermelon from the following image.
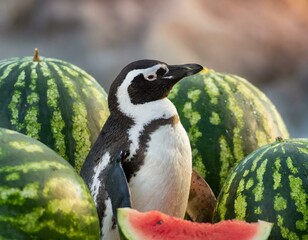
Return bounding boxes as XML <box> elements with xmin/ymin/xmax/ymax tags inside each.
<box><xmin>213</xmin><ymin>138</ymin><xmax>308</xmax><ymax>239</ymax></box>
<box><xmin>0</xmin><ymin>49</ymin><xmax>109</xmax><ymax>172</ymax></box>
<box><xmin>168</xmin><ymin>68</ymin><xmax>289</xmax><ymax>196</ymax></box>
<box><xmin>117</xmin><ymin>208</ymin><xmax>272</xmax><ymax>240</ymax></box>
<box><xmin>0</xmin><ymin>128</ymin><xmax>100</xmax><ymax>239</ymax></box>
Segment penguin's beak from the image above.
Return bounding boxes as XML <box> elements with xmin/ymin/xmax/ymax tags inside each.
<box><xmin>162</xmin><ymin>63</ymin><xmax>203</xmax><ymax>81</ymax></box>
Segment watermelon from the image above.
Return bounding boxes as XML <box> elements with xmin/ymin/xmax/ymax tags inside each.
<box><xmin>0</xmin><ymin>128</ymin><xmax>100</xmax><ymax>239</ymax></box>
<box><xmin>117</xmin><ymin>208</ymin><xmax>272</xmax><ymax>240</ymax></box>
<box><xmin>213</xmin><ymin>138</ymin><xmax>308</xmax><ymax>239</ymax></box>
<box><xmin>168</xmin><ymin>68</ymin><xmax>289</xmax><ymax>196</ymax></box>
<box><xmin>0</xmin><ymin>49</ymin><xmax>109</xmax><ymax>172</ymax></box>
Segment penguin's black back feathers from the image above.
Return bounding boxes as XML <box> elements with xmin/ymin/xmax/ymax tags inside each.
<box><xmin>80</xmin><ymin>111</ymin><xmax>134</xmax><ymax>184</ymax></box>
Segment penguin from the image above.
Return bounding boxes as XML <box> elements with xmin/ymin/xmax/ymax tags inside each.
<box><xmin>80</xmin><ymin>60</ymin><xmax>203</xmax><ymax>239</ymax></box>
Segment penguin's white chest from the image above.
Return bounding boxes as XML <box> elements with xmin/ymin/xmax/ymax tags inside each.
<box><xmin>128</xmin><ymin>122</ymin><xmax>192</xmax><ymax>218</ymax></box>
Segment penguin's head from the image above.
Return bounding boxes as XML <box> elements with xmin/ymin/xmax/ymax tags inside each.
<box><xmin>109</xmin><ymin>60</ymin><xmax>203</xmax><ymax>111</ymax></box>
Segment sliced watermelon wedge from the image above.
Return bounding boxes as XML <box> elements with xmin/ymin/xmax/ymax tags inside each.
<box><xmin>117</xmin><ymin>208</ymin><xmax>272</xmax><ymax>240</ymax></box>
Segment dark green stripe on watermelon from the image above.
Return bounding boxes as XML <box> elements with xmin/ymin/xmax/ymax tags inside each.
<box><xmin>0</xmin><ymin>128</ymin><xmax>100</xmax><ymax>240</ymax></box>
<box><xmin>213</xmin><ymin>138</ymin><xmax>308</xmax><ymax>240</ymax></box>
<box><xmin>0</xmin><ymin>52</ymin><xmax>109</xmax><ymax>172</ymax></box>
<box><xmin>169</xmin><ymin>69</ymin><xmax>289</xmax><ymax>196</ymax></box>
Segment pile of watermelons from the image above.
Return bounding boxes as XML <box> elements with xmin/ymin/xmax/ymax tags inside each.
<box><xmin>0</xmin><ymin>49</ymin><xmax>307</xmax><ymax>240</ymax></box>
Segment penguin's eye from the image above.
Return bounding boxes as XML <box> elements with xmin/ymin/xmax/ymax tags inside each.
<box><xmin>156</xmin><ymin>67</ymin><xmax>167</xmax><ymax>76</ymax></box>
<box><xmin>145</xmin><ymin>74</ymin><xmax>157</xmax><ymax>81</ymax></box>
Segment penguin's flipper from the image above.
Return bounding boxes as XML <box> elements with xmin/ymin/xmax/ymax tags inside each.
<box><xmin>106</xmin><ymin>150</ymin><xmax>131</xmax><ymax>219</ymax></box>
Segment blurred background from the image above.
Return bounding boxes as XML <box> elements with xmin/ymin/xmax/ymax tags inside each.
<box><xmin>0</xmin><ymin>0</ymin><xmax>307</xmax><ymax>137</ymax></box>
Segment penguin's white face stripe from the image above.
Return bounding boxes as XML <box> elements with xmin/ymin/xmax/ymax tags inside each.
<box><xmin>91</xmin><ymin>152</ymin><xmax>110</xmax><ymax>204</ymax></box>
<box><xmin>142</xmin><ymin>64</ymin><xmax>169</xmax><ymax>81</ymax></box>
<box><xmin>116</xmin><ymin>64</ymin><xmax>178</xmax><ymax>157</ymax></box>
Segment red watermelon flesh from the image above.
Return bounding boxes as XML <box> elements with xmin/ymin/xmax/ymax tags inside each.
<box><xmin>117</xmin><ymin>208</ymin><xmax>272</xmax><ymax>240</ymax></box>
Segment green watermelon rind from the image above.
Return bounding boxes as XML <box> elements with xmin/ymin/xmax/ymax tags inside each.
<box><xmin>169</xmin><ymin>69</ymin><xmax>289</xmax><ymax>196</ymax></box>
<box><xmin>0</xmin><ymin>55</ymin><xmax>109</xmax><ymax>172</ymax></box>
<box><xmin>213</xmin><ymin>138</ymin><xmax>308</xmax><ymax>240</ymax></box>
<box><xmin>0</xmin><ymin>128</ymin><xmax>100</xmax><ymax>240</ymax></box>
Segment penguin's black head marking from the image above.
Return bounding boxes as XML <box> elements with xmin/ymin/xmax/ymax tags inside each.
<box><xmin>108</xmin><ymin>59</ymin><xmax>203</xmax><ymax>110</ymax></box>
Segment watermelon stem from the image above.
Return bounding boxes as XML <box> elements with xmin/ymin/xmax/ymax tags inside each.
<box><xmin>33</xmin><ymin>48</ymin><xmax>41</xmax><ymax>62</ymax></box>
<box><xmin>275</xmin><ymin>136</ymin><xmax>284</xmax><ymax>142</ymax></box>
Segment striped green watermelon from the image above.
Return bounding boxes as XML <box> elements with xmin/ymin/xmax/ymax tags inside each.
<box><xmin>213</xmin><ymin>138</ymin><xmax>308</xmax><ymax>239</ymax></box>
<box><xmin>0</xmin><ymin>49</ymin><xmax>109</xmax><ymax>173</ymax></box>
<box><xmin>168</xmin><ymin>68</ymin><xmax>289</xmax><ymax>196</ymax></box>
<box><xmin>0</xmin><ymin>128</ymin><xmax>100</xmax><ymax>239</ymax></box>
